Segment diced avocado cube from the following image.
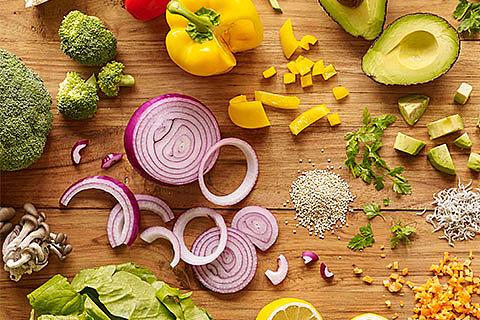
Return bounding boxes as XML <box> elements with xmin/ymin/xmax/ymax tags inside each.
<box><xmin>453</xmin><ymin>132</ymin><xmax>472</xmax><ymax>149</ymax></box>
<box><xmin>467</xmin><ymin>153</ymin><xmax>480</xmax><ymax>172</ymax></box>
<box><xmin>397</xmin><ymin>94</ymin><xmax>430</xmax><ymax>126</ymax></box>
<box><xmin>427</xmin><ymin>114</ymin><xmax>464</xmax><ymax>139</ymax></box>
<box><xmin>427</xmin><ymin>144</ymin><xmax>456</xmax><ymax>175</ymax></box>
<box><xmin>454</xmin><ymin>82</ymin><xmax>473</xmax><ymax>105</ymax></box>
<box><xmin>394</xmin><ymin>132</ymin><xmax>426</xmax><ymax>156</ymax></box>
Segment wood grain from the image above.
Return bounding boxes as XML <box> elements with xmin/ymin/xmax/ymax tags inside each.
<box><xmin>1</xmin><ymin>0</ymin><xmax>479</xmax><ymax>319</ymax></box>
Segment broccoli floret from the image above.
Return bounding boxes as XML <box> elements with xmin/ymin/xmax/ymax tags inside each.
<box><xmin>59</xmin><ymin>10</ymin><xmax>117</xmax><ymax>66</ymax></box>
<box><xmin>97</xmin><ymin>61</ymin><xmax>135</xmax><ymax>97</ymax></box>
<box><xmin>0</xmin><ymin>49</ymin><xmax>53</xmax><ymax>171</ymax></box>
<box><xmin>57</xmin><ymin>72</ymin><xmax>99</xmax><ymax>120</ymax></box>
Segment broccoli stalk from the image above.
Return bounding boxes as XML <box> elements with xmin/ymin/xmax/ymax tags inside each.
<box><xmin>57</xmin><ymin>72</ymin><xmax>99</xmax><ymax>120</ymax></box>
<box><xmin>97</xmin><ymin>61</ymin><xmax>135</xmax><ymax>97</ymax></box>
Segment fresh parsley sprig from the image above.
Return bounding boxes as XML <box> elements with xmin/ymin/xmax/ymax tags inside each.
<box><xmin>362</xmin><ymin>202</ymin><xmax>385</xmax><ymax>220</ymax></box>
<box><xmin>347</xmin><ymin>223</ymin><xmax>375</xmax><ymax>251</ymax></box>
<box><xmin>390</xmin><ymin>221</ymin><xmax>416</xmax><ymax>249</ymax></box>
<box><xmin>454</xmin><ymin>0</ymin><xmax>480</xmax><ymax>35</ymax></box>
<box><xmin>344</xmin><ymin>108</ymin><xmax>412</xmax><ymax>195</ymax></box>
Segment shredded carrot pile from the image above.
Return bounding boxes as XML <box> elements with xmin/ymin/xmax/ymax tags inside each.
<box><xmin>410</xmin><ymin>252</ymin><xmax>480</xmax><ymax>320</ymax></box>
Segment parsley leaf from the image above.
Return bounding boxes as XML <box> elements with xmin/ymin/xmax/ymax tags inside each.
<box><xmin>347</xmin><ymin>223</ymin><xmax>375</xmax><ymax>251</ymax></box>
<box><xmin>362</xmin><ymin>202</ymin><xmax>385</xmax><ymax>220</ymax></box>
<box><xmin>390</xmin><ymin>221</ymin><xmax>416</xmax><ymax>249</ymax></box>
<box><xmin>383</xmin><ymin>198</ymin><xmax>390</xmax><ymax>206</ymax></box>
<box><xmin>454</xmin><ymin>0</ymin><xmax>472</xmax><ymax>20</ymax></box>
<box><xmin>454</xmin><ymin>0</ymin><xmax>480</xmax><ymax>35</ymax></box>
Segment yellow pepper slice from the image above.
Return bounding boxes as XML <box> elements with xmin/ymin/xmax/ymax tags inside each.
<box><xmin>283</xmin><ymin>72</ymin><xmax>296</xmax><ymax>84</ymax></box>
<box><xmin>228</xmin><ymin>100</ymin><xmax>271</xmax><ymax>129</ymax></box>
<box><xmin>300</xmin><ymin>74</ymin><xmax>313</xmax><ymax>88</ymax></box>
<box><xmin>298</xmin><ymin>35</ymin><xmax>318</xmax><ymax>50</ymax></box>
<box><xmin>286</xmin><ymin>61</ymin><xmax>299</xmax><ymax>74</ymax></box>
<box><xmin>332</xmin><ymin>86</ymin><xmax>349</xmax><ymax>100</ymax></box>
<box><xmin>327</xmin><ymin>112</ymin><xmax>342</xmax><ymax>126</ymax></box>
<box><xmin>229</xmin><ymin>95</ymin><xmax>248</xmax><ymax>104</ymax></box>
<box><xmin>254</xmin><ymin>91</ymin><xmax>300</xmax><ymax>109</ymax></box>
<box><xmin>312</xmin><ymin>60</ymin><xmax>325</xmax><ymax>76</ymax></box>
<box><xmin>322</xmin><ymin>64</ymin><xmax>337</xmax><ymax>80</ymax></box>
<box><xmin>263</xmin><ymin>66</ymin><xmax>277</xmax><ymax>78</ymax></box>
<box><xmin>289</xmin><ymin>104</ymin><xmax>330</xmax><ymax>135</ymax></box>
<box><xmin>279</xmin><ymin>18</ymin><xmax>299</xmax><ymax>59</ymax></box>
<box><xmin>295</xmin><ymin>55</ymin><xmax>314</xmax><ymax>76</ymax></box>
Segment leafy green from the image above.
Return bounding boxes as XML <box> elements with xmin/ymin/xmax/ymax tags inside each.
<box><xmin>390</xmin><ymin>221</ymin><xmax>417</xmax><ymax>248</ymax></box>
<box><xmin>454</xmin><ymin>0</ymin><xmax>480</xmax><ymax>35</ymax></box>
<box><xmin>344</xmin><ymin>107</ymin><xmax>412</xmax><ymax>195</ymax></box>
<box><xmin>362</xmin><ymin>202</ymin><xmax>384</xmax><ymax>220</ymax></box>
<box><xmin>383</xmin><ymin>198</ymin><xmax>390</xmax><ymax>206</ymax></box>
<box><xmin>347</xmin><ymin>223</ymin><xmax>375</xmax><ymax>251</ymax></box>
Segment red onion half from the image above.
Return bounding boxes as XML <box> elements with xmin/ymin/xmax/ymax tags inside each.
<box><xmin>60</xmin><ymin>176</ymin><xmax>140</xmax><ymax>247</ymax></box>
<box><xmin>140</xmin><ymin>226</ymin><xmax>181</xmax><ymax>268</ymax></box>
<box><xmin>198</xmin><ymin>138</ymin><xmax>259</xmax><ymax>206</ymax></box>
<box><xmin>108</xmin><ymin>194</ymin><xmax>174</xmax><ymax>247</ymax></box>
<box><xmin>231</xmin><ymin>206</ymin><xmax>278</xmax><ymax>251</ymax></box>
<box><xmin>173</xmin><ymin>207</ymin><xmax>227</xmax><ymax>266</ymax></box>
<box><xmin>192</xmin><ymin>227</ymin><xmax>257</xmax><ymax>294</ymax></box>
<box><xmin>124</xmin><ymin>94</ymin><xmax>221</xmax><ymax>185</ymax></box>
<box><xmin>71</xmin><ymin>139</ymin><xmax>89</xmax><ymax>165</ymax></box>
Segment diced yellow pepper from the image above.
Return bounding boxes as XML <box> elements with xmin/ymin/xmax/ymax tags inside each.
<box><xmin>289</xmin><ymin>104</ymin><xmax>330</xmax><ymax>135</ymax></box>
<box><xmin>262</xmin><ymin>66</ymin><xmax>277</xmax><ymax>78</ymax></box>
<box><xmin>228</xmin><ymin>100</ymin><xmax>271</xmax><ymax>129</ymax></box>
<box><xmin>327</xmin><ymin>112</ymin><xmax>341</xmax><ymax>126</ymax></box>
<box><xmin>229</xmin><ymin>95</ymin><xmax>248</xmax><ymax>105</ymax></box>
<box><xmin>300</xmin><ymin>74</ymin><xmax>313</xmax><ymax>88</ymax></box>
<box><xmin>283</xmin><ymin>72</ymin><xmax>296</xmax><ymax>84</ymax></box>
<box><xmin>255</xmin><ymin>90</ymin><xmax>300</xmax><ymax>109</ymax></box>
<box><xmin>279</xmin><ymin>18</ymin><xmax>299</xmax><ymax>59</ymax></box>
<box><xmin>286</xmin><ymin>61</ymin><xmax>299</xmax><ymax>74</ymax></box>
<box><xmin>295</xmin><ymin>55</ymin><xmax>314</xmax><ymax>76</ymax></box>
<box><xmin>312</xmin><ymin>59</ymin><xmax>325</xmax><ymax>76</ymax></box>
<box><xmin>298</xmin><ymin>35</ymin><xmax>318</xmax><ymax>50</ymax></box>
<box><xmin>322</xmin><ymin>64</ymin><xmax>337</xmax><ymax>80</ymax></box>
<box><xmin>332</xmin><ymin>86</ymin><xmax>349</xmax><ymax>100</ymax></box>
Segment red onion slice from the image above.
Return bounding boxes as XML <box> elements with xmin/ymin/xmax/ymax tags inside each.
<box><xmin>173</xmin><ymin>207</ymin><xmax>227</xmax><ymax>266</ymax></box>
<box><xmin>59</xmin><ymin>176</ymin><xmax>140</xmax><ymax>247</ymax></box>
<box><xmin>108</xmin><ymin>194</ymin><xmax>174</xmax><ymax>247</ymax></box>
<box><xmin>198</xmin><ymin>138</ymin><xmax>259</xmax><ymax>206</ymax></box>
<box><xmin>265</xmin><ymin>254</ymin><xmax>288</xmax><ymax>285</ymax></box>
<box><xmin>124</xmin><ymin>94</ymin><xmax>221</xmax><ymax>186</ymax></box>
<box><xmin>231</xmin><ymin>206</ymin><xmax>278</xmax><ymax>251</ymax></box>
<box><xmin>140</xmin><ymin>226</ymin><xmax>181</xmax><ymax>268</ymax></box>
<box><xmin>71</xmin><ymin>139</ymin><xmax>89</xmax><ymax>165</ymax></box>
<box><xmin>102</xmin><ymin>153</ymin><xmax>123</xmax><ymax>169</ymax></box>
<box><xmin>192</xmin><ymin>227</ymin><xmax>257</xmax><ymax>293</ymax></box>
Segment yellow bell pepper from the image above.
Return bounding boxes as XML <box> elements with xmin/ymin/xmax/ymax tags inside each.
<box><xmin>286</xmin><ymin>61</ymin><xmax>299</xmax><ymax>74</ymax></box>
<box><xmin>283</xmin><ymin>72</ymin><xmax>296</xmax><ymax>84</ymax></box>
<box><xmin>228</xmin><ymin>100</ymin><xmax>271</xmax><ymax>129</ymax></box>
<box><xmin>332</xmin><ymin>86</ymin><xmax>349</xmax><ymax>100</ymax></box>
<box><xmin>166</xmin><ymin>0</ymin><xmax>263</xmax><ymax>76</ymax></box>
<box><xmin>295</xmin><ymin>55</ymin><xmax>314</xmax><ymax>76</ymax></box>
<box><xmin>327</xmin><ymin>112</ymin><xmax>341</xmax><ymax>126</ymax></box>
<box><xmin>262</xmin><ymin>66</ymin><xmax>277</xmax><ymax>78</ymax></box>
<box><xmin>312</xmin><ymin>59</ymin><xmax>325</xmax><ymax>76</ymax></box>
<box><xmin>279</xmin><ymin>18</ymin><xmax>298</xmax><ymax>59</ymax></box>
<box><xmin>229</xmin><ymin>94</ymin><xmax>248</xmax><ymax>104</ymax></box>
<box><xmin>322</xmin><ymin>64</ymin><xmax>337</xmax><ymax>80</ymax></box>
<box><xmin>298</xmin><ymin>35</ymin><xmax>318</xmax><ymax>50</ymax></box>
<box><xmin>289</xmin><ymin>104</ymin><xmax>330</xmax><ymax>135</ymax></box>
<box><xmin>300</xmin><ymin>74</ymin><xmax>313</xmax><ymax>88</ymax></box>
<box><xmin>254</xmin><ymin>91</ymin><xmax>300</xmax><ymax>109</ymax></box>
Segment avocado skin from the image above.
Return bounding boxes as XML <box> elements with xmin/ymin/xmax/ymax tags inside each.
<box><xmin>361</xmin><ymin>13</ymin><xmax>461</xmax><ymax>86</ymax></box>
<box><xmin>337</xmin><ymin>0</ymin><xmax>364</xmax><ymax>8</ymax></box>
<box><xmin>317</xmin><ymin>0</ymin><xmax>388</xmax><ymax>41</ymax></box>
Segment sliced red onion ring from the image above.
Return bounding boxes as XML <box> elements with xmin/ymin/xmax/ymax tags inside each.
<box><xmin>265</xmin><ymin>254</ymin><xmax>288</xmax><ymax>285</ymax></box>
<box><xmin>71</xmin><ymin>139</ymin><xmax>89</xmax><ymax>165</ymax></box>
<box><xmin>108</xmin><ymin>194</ymin><xmax>174</xmax><ymax>247</ymax></box>
<box><xmin>173</xmin><ymin>207</ymin><xmax>227</xmax><ymax>265</ymax></box>
<box><xmin>59</xmin><ymin>176</ymin><xmax>140</xmax><ymax>247</ymax></box>
<box><xmin>140</xmin><ymin>226</ymin><xmax>181</xmax><ymax>268</ymax></box>
<box><xmin>231</xmin><ymin>206</ymin><xmax>278</xmax><ymax>251</ymax></box>
<box><xmin>124</xmin><ymin>94</ymin><xmax>221</xmax><ymax>186</ymax></box>
<box><xmin>102</xmin><ymin>153</ymin><xmax>123</xmax><ymax>169</ymax></box>
<box><xmin>198</xmin><ymin>138</ymin><xmax>259</xmax><ymax>206</ymax></box>
<box><xmin>192</xmin><ymin>227</ymin><xmax>257</xmax><ymax>293</ymax></box>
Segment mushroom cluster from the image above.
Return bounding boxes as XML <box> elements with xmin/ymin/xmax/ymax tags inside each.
<box><xmin>0</xmin><ymin>207</ymin><xmax>16</xmax><ymax>237</ymax></box>
<box><xmin>2</xmin><ymin>203</ymin><xmax>72</xmax><ymax>281</ymax></box>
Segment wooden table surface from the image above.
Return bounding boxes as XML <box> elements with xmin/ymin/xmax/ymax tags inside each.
<box><xmin>1</xmin><ymin>0</ymin><xmax>479</xmax><ymax>319</ymax></box>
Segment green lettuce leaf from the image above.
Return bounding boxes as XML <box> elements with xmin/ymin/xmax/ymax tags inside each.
<box><xmin>115</xmin><ymin>263</ymin><xmax>157</xmax><ymax>284</ymax></box>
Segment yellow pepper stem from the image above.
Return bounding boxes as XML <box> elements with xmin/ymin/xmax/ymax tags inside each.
<box><xmin>167</xmin><ymin>0</ymin><xmax>216</xmax><ymax>39</ymax></box>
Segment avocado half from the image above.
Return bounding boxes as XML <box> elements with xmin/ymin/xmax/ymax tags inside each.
<box><xmin>318</xmin><ymin>0</ymin><xmax>387</xmax><ymax>40</ymax></box>
<box><xmin>362</xmin><ymin>13</ymin><xmax>460</xmax><ymax>85</ymax></box>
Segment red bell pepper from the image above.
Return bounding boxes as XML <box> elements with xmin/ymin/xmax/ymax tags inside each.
<box><xmin>124</xmin><ymin>0</ymin><xmax>170</xmax><ymax>21</ymax></box>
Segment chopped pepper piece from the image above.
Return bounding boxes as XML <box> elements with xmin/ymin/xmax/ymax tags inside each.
<box><xmin>327</xmin><ymin>112</ymin><xmax>341</xmax><ymax>126</ymax></box>
<box><xmin>229</xmin><ymin>95</ymin><xmax>247</xmax><ymax>104</ymax></box>
<box><xmin>322</xmin><ymin>64</ymin><xmax>337</xmax><ymax>80</ymax></box>
<box><xmin>332</xmin><ymin>86</ymin><xmax>349</xmax><ymax>100</ymax></box>
<box><xmin>362</xmin><ymin>275</ymin><xmax>374</xmax><ymax>284</ymax></box>
<box><xmin>295</xmin><ymin>55</ymin><xmax>314</xmax><ymax>76</ymax></box>
<box><xmin>299</xmin><ymin>35</ymin><xmax>318</xmax><ymax>50</ymax></box>
<box><xmin>279</xmin><ymin>18</ymin><xmax>298</xmax><ymax>59</ymax></box>
<box><xmin>254</xmin><ymin>91</ymin><xmax>300</xmax><ymax>109</ymax></box>
<box><xmin>263</xmin><ymin>66</ymin><xmax>277</xmax><ymax>78</ymax></box>
<box><xmin>289</xmin><ymin>104</ymin><xmax>330</xmax><ymax>135</ymax></box>
<box><xmin>312</xmin><ymin>59</ymin><xmax>325</xmax><ymax>76</ymax></box>
<box><xmin>286</xmin><ymin>61</ymin><xmax>299</xmax><ymax>74</ymax></box>
<box><xmin>454</xmin><ymin>82</ymin><xmax>473</xmax><ymax>105</ymax></box>
<box><xmin>300</xmin><ymin>74</ymin><xmax>313</xmax><ymax>88</ymax></box>
<box><xmin>268</xmin><ymin>0</ymin><xmax>282</xmax><ymax>13</ymax></box>
<box><xmin>228</xmin><ymin>100</ymin><xmax>271</xmax><ymax>129</ymax></box>
<box><xmin>283</xmin><ymin>72</ymin><xmax>296</xmax><ymax>84</ymax></box>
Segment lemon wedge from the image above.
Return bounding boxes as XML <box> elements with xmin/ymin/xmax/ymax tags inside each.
<box><xmin>351</xmin><ymin>313</ymin><xmax>388</xmax><ymax>320</ymax></box>
<box><xmin>256</xmin><ymin>298</ymin><xmax>322</xmax><ymax>320</ymax></box>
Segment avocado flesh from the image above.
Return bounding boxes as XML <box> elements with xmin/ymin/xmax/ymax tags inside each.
<box><xmin>468</xmin><ymin>153</ymin><xmax>480</xmax><ymax>172</ymax></box>
<box><xmin>427</xmin><ymin>114</ymin><xmax>464</xmax><ymax>140</ymax></box>
<box><xmin>427</xmin><ymin>144</ymin><xmax>456</xmax><ymax>175</ymax></box>
<box><xmin>362</xmin><ymin>14</ymin><xmax>460</xmax><ymax>85</ymax></box>
<box><xmin>318</xmin><ymin>0</ymin><xmax>387</xmax><ymax>40</ymax></box>
<box><xmin>453</xmin><ymin>132</ymin><xmax>472</xmax><ymax>149</ymax></box>
<box><xmin>394</xmin><ymin>132</ymin><xmax>425</xmax><ymax>156</ymax></box>
<box><xmin>397</xmin><ymin>94</ymin><xmax>430</xmax><ymax>125</ymax></box>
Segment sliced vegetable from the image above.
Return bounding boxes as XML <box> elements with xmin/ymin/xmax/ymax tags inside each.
<box><xmin>283</xmin><ymin>73</ymin><xmax>296</xmax><ymax>84</ymax></box>
<box><xmin>228</xmin><ymin>100</ymin><xmax>271</xmax><ymax>129</ymax></box>
<box><xmin>327</xmin><ymin>112</ymin><xmax>341</xmax><ymax>126</ymax></box>
<box><xmin>254</xmin><ymin>91</ymin><xmax>300</xmax><ymax>109</ymax></box>
<box><xmin>301</xmin><ymin>251</ymin><xmax>319</xmax><ymax>265</ymax></box>
<box><xmin>454</xmin><ymin>132</ymin><xmax>473</xmax><ymax>149</ymax></box>
<box><xmin>198</xmin><ymin>138</ymin><xmax>259</xmax><ymax>206</ymax></box>
<box><xmin>322</xmin><ymin>64</ymin><xmax>337</xmax><ymax>80</ymax></box>
<box><xmin>192</xmin><ymin>227</ymin><xmax>257</xmax><ymax>293</ymax></box>
<box><xmin>265</xmin><ymin>254</ymin><xmax>288</xmax><ymax>285</ymax></box>
<box><xmin>454</xmin><ymin>82</ymin><xmax>473</xmax><ymax>105</ymax></box>
<box><xmin>427</xmin><ymin>144</ymin><xmax>456</xmax><ymax>175</ymax></box>
<box><xmin>394</xmin><ymin>132</ymin><xmax>425</xmax><ymax>156</ymax></box>
<box><xmin>263</xmin><ymin>66</ymin><xmax>277</xmax><ymax>79</ymax></box>
<box><xmin>268</xmin><ymin>0</ymin><xmax>283</xmax><ymax>13</ymax></box>
<box><xmin>332</xmin><ymin>86</ymin><xmax>349</xmax><ymax>100</ymax></box>
<box><xmin>312</xmin><ymin>60</ymin><xmax>325</xmax><ymax>76</ymax></box>
<box><xmin>60</xmin><ymin>176</ymin><xmax>140</xmax><ymax>247</ymax></box>
<box><xmin>140</xmin><ymin>226</ymin><xmax>181</xmax><ymax>268</ymax></box>
<box><xmin>320</xmin><ymin>262</ymin><xmax>334</xmax><ymax>280</ymax></box>
<box><xmin>231</xmin><ymin>206</ymin><xmax>278</xmax><ymax>251</ymax></box>
<box><xmin>101</xmin><ymin>153</ymin><xmax>123</xmax><ymax>169</ymax></box>
<box><xmin>173</xmin><ymin>207</ymin><xmax>227</xmax><ymax>265</ymax></box>
<box><xmin>300</xmin><ymin>74</ymin><xmax>313</xmax><ymax>88</ymax></box>
<box><xmin>299</xmin><ymin>35</ymin><xmax>318</xmax><ymax>50</ymax></box>
<box><xmin>289</xmin><ymin>104</ymin><xmax>330</xmax><ymax>135</ymax></box>
<box><xmin>427</xmin><ymin>114</ymin><xmax>464</xmax><ymax>139</ymax></box>
<box><xmin>295</xmin><ymin>55</ymin><xmax>314</xmax><ymax>76</ymax></box>
<box><xmin>124</xmin><ymin>94</ymin><xmax>221</xmax><ymax>186</ymax></box>
<box><xmin>286</xmin><ymin>61</ymin><xmax>299</xmax><ymax>74</ymax></box>
<box><xmin>397</xmin><ymin>94</ymin><xmax>430</xmax><ymax>126</ymax></box>
<box><xmin>71</xmin><ymin>139</ymin><xmax>89</xmax><ymax>165</ymax></box>
<box><xmin>279</xmin><ymin>19</ymin><xmax>299</xmax><ymax>59</ymax></box>
<box><xmin>467</xmin><ymin>153</ymin><xmax>480</xmax><ymax>172</ymax></box>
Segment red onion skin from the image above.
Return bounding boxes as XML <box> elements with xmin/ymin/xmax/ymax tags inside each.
<box><xmin>231</xmin><ymin>206</ymin><xmax>278</xmax><ymax>251</ymax></box>
<box><xmin>71</xmin><ymin>139</ymin><xmax>89</xmax><ymax>165</ymax></box>
<box><xmin>102</xmin><ymin>153</ymin><xmax>123</xmax><ymax>169</ymax></box>
<box><xmin>124</xmin><ymin>94</ymin><xmax>221</xmax><ymax>186</ymax></box>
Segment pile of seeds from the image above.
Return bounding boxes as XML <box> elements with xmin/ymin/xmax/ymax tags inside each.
<box><xmin>426</xmin><ymin>181</ymin><xmax>480</xmax><ymax>246</ymax></box>
<box><xmin>290</xmin><ymin>169</ymin><xmax>355</xmax><ymax>238</ymax></box>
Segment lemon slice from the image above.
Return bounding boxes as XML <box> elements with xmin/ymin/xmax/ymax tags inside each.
<box><xmin>351</xmin><ymin>313</ymin><xmax>388</xmax><ymax>320</ymax></box>
<box><xmin>257</xmin><ymin>298</ymin><xmax>322</xmax><ymax>320</ymax></box>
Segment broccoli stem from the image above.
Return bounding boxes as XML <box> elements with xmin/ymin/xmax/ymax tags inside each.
<box><xmin>118</xmin><ymin>74</ymin><xmax>135</xmax><ymax>87</ymax></box>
